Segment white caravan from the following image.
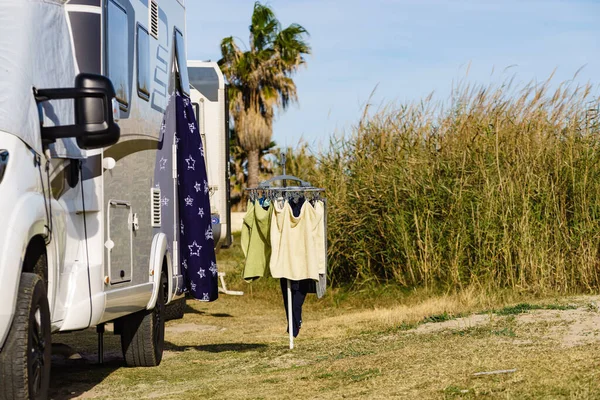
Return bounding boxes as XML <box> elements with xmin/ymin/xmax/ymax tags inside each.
<box><xmin>188</xmin><ymin>61</ymin><xmax>232</xmax><ymax>250</ymax></box>
<box><xmin>0</xmin><ymin>0</ymin><xmax>193</xmax><ymax>398</ymax></box>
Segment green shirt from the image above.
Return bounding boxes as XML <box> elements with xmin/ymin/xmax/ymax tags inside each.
<box><xmin>241</xmin><ymin>200</ymin><xmax>272</xmax><ymax>281</ymax></box>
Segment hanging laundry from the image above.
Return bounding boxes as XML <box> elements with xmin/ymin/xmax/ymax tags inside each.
<box><xmin>241</xmin><ymin>200</ymin><xmax>272</xmax><ymax>281</ymax></box>
<box><xmin>245</xmin><ymin>179</ymin><xmax>328</xmax><ymax>347</ymax></box>
<box><xmin>315</xmin><ymin>200</ymin><xmax>327</xmax><ymax>298</ymax></box>
<box><xmin>176</xmin><ymin>93</ymin><xmax>218</xmax><ymax>301</ymax></box>
<box><xmin>284</xmin><ymin>196</ymin><xmax>327</xmax><ymax>298</ymax></box>
<box><xmin>279</xmin><ymin>279</ymin><xmax>312</xmax><ymax>338</ymax></box>
<box><xmin>274</xmin><ymin>198</ymin><xmax>327</xmax><ymax>337</ymax></box>
<box><xmin>270</xmin><ymin>199</ymin><xmax>325</xmax><ymax>282</ymax></box>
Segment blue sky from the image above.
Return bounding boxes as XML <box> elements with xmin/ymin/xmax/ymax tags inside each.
<box><xmin>185</xmin><ymin>0</ymin><xmax>600</xmax><ymax>148</ymax></box>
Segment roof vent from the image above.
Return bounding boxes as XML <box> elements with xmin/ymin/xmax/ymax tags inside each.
<box><xmin>151</xmin><ymin>187</ymin><xmax>161</xmax><ymax>227</ymax></box>
<box><xmin>150</xmin><ymin>0</ymin><xmax>159</xmax><ymax>39</ymax></box>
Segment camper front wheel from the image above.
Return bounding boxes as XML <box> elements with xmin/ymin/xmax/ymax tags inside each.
<box><xmin>120</xmin><ymin>272</ymin><xmax>166</xmax><ymax>367</ymax></box>
<box><xmin>0</xmin><ymin>273</ymin><xmax>51</xmax><ymax>400</ymax></box>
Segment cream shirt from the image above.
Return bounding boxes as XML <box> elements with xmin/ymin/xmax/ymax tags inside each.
<box><xmin>270</xmin><ymin>200</ymin><xmax>325</xmax><ymax>281</ymax></box>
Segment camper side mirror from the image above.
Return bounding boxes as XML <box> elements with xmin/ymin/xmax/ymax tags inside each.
<box><xmin>35</xmin><ymin>73</ymin><xmax>120</xmax><ymax>150</ymax></box>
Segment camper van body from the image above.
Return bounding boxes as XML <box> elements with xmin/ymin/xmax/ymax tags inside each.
<box><xmin>188</xmin><ymin>61</ymin><xmax>231</xmax><ymax>249</ymax></box>
<box><xmin>0</xmin><ymin>0</ymin><xmax>190</xmax><ymax>395</ymax></box>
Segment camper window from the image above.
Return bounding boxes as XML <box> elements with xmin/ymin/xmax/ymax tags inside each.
<box><xmin>107</xmin><ymin>0</ymin><xmax>130</xmax><ymax>109</ymax></box>
<box><xmin>137</xmin><ymin>24</ymin><xmax>150</xmax><ymax>101</ymax></box>
<box><xmin>193</xmin><ymin>102</ymin><xmax>199</xmax><ymax>121</ymax></box>
<box><xmin>174</xmin><ymin>29</ymin><xmax>190</xmax><ymax>96</ymax></box>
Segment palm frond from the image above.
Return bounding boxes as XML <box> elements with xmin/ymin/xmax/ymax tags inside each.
<box><xmin>219</xmin><ymin>2</ymin><xmax>310</xmax><ymax>153</ymax></box>
<box><xmin>250</xmin><ymin>2</ymin><xmax>279</xmax><ymax>52</ymax></box>
<box><xmin>274</xmin><ymin>23</ymin><xmax>311</xmax><ymax>68</ymax></box>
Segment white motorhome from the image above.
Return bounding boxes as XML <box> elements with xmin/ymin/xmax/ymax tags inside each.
<box><xmin>0</xmin><ymin>0</ymin><xmax>193</xmax><ymax>398</ymax></box>
<box><xmin>188</xmin><ymin>61</ymin><xmax>232</xmax><ymax>250</ymax></box>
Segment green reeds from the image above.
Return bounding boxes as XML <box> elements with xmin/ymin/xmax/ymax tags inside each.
<box><xmin>297</xmin><ymin>78</ymin><xmax>600</xmax><ymax>292</ymax></box>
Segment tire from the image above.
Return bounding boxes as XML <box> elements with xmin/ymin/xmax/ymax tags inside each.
<box><xmin>164</xmin><ymin>297</ymin><xmax>185</xmax><ymax>321</ymax></box>
<box><xmin>120</xmin><ymin>272</ymin><xmax>166</xmax><ymax>367</ymax></box>
<box><xmin>0</xmin><ymin>273</ymin><xmax>51</xmax><ymax>400</ymax></box>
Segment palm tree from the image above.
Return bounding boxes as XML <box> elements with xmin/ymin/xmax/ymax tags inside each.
<box><xmin>229</xmin><ymin>127</ymin><xmax>279</xmax><ymax>210</ymax></box>
<box><xmin>218</xmin><ymin>2</ymin><xmax>311</xmax><ymax>188</ymax></box>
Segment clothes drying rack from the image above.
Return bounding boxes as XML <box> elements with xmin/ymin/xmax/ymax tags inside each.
<box><xmin>245</xmin><ymin>153</ymin><xmax>325</xmax><ymax>349</ymax></box>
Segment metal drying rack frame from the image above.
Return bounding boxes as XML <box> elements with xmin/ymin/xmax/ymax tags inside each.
<box><xmin>244</xmin><ymin>153</ymin><xmax>325</xmax><ymax>349</ymax></box>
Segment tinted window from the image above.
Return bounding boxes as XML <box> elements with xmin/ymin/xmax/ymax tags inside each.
<box><xmin>174</xmin><ymin>29</ymin><xmax>190</xmax><ymax>95</ymax></box>
<box><xmin>69</xmin><ymin>12</ymin><xmax>101</xmax><ymax>74</ymax></box>
<box><xmin>107</xmin><ymin>0</ymin><xmax>129</xmax><ymax>108</ymax></box>
<box><xmin>188</xmin><ymin>67</ymin><xmax>219</xmax><ymax>102</ymax></box>
<box><xmin>137</xmin><ymin>25</ymin><xmax>150</xmax><ymax>101</ymax></box>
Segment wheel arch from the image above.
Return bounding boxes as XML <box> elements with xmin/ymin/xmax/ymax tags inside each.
<box><xmin>22</xmin><ymin>235</ymin><xmax>48</xmax><ymax>286</ymax></box>
<box><xmin>146</xmin><ymin>233</ymin><xmax>172</xmax><ymax>310</ymax></box>
<box><xmin>0</xmin><ymin>203</ymin><xmax>49</xmax><ymax>350</ymax></box>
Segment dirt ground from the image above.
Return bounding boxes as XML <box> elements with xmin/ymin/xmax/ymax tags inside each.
<box><xmin>47</xmin><ymin>291</ymin><xmax>600</xmax><ymax>400</ymax></box>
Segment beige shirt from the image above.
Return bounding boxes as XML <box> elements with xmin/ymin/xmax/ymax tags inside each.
<box><xmin>269</xmin><ymin>200</ymin><xmax>325</xmax><ymax>281</ymax></box>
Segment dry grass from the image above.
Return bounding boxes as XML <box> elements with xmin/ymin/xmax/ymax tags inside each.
<box><xmin>49</xmin><ymin>285</ymin><xmax>600</xmax><ymax>399</ymax></box>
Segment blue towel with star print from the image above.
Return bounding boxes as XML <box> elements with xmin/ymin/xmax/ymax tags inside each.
<box><xmin>176</xmin><ymin>92</ymin><xmax>219</xmax><ymax>301</ymax></box>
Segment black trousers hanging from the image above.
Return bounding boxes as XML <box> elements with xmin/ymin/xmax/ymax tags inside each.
<box><xmin>280</xmin><ymin>197</ymin><xmax>318</xmax><ymax>337</ymax></box>
<box><xmin>280</xmin><ymin>279</ymin><xmax>313</xmax><ymax>337</ymax></box>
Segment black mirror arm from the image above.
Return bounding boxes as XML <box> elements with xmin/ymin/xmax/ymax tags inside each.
<box><xmin>34</xmin><ymin>86</ymin><xmax>110</xmax><ymax>103</ymax></box>
<box><xmin>40</xmin><ymin>123</ymin><xmax>109</xmax><ymax>139</ymax></box>
<box><xmin>34</xmin><ymin>86</ymin><xmax>112</xmax><ymax>140</ymax></box>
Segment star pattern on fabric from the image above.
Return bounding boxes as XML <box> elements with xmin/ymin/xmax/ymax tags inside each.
<box><xmin>155</xmin><ymin>183</ymin><xmax>160</xmax><ymax>190</ymax></box>
<box><xmin>174</xmin><ymin>92</ymin><xmax>218</xmax><ymax>302</ymax></box>
<box><xmin>161</xmin><ymin>196</ymin><xmax>169</xmax><ymax>207</ymax></box>
<box><xmin>160</xmin><ymin>121</ymin><xmax>166</xmax><ymax>135</ymax></box>
<box><xmin>159</xmin><ymin>157</ymin><xmax>167</xmax><ymax>170</ymax></box>
<box><xmin>188</xmin><ymin>241</ymin><xmax>202</xmax><ymax>257</ymax></box>
<box><xmin>185</xmin><ymin>155</ymin><xmax>195</xmax><ymax>170</ymax></box>
<box><xmin>209</xmin><ymin>261</ymin><xmax>218</xmax><ymax>276</ymax></box>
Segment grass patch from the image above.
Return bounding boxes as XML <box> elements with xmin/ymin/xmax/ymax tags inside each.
<box><xmin>336</xmin><ymin>368</ymin><xmax>382</xmax><ymax>383</ymax></box>
<box><xmin>334</xmin><ymin>345</ymin><xmax>373</xmax><ymax>360</ymax></box>
<box><xmin>487</xmin><ymin>303</ymin><xmax>577</xmax><ymax>316</ymax></box>
<box><xmin>398</xmin><ymin>322</ymin><xmax>418</xmax><ymax>331</ymax></box>
<box><xmin>423</xmin><ymin>311</ymin><xmax>454</xmax><ymax>323</ymax></box>
<box><xmin>492</xmin><ymin>327</ymin><xmax>516</xmax><ymax>337</ymax></box>
<box><xmin>443</xmin><ymin>385</ymin><xmax>470</xmax><ymax>397</ymax></box>
<box><xmin>453</xmin><ymin>326</ymin><xmax>516</xmax><ymax>338</ymax></box>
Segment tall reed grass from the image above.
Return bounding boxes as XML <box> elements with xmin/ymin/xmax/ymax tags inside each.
<box><xmin>293</xmin><ymin>78</ymin><xmax>600</xmax><ymax>293</ymax></box>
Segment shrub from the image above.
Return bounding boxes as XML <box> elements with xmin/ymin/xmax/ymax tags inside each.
<box><xmin>301</xmin><ymin>78</ymin><xmax>600</xmax><ymax>292</ymax></box>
